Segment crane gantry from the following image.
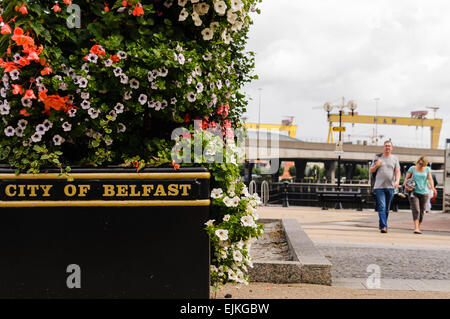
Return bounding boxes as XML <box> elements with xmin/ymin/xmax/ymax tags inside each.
<box><xmin>327</xmin><ymin>112</ymin><xmax>443</xmax><ymax>149</ymax></box>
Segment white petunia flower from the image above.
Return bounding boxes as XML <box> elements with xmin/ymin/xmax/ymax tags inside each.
<box><xmin>231</xmin><ymin>0</ymin><xmax>243</xmax><ymax>12</ymax></box>
<box><xmin>129</xmin><ymin>78</ymin><xmax>140</xmax><ymax>89</ymax></box>
<box><xmin>215</xmin><ymin>229</ymin><xmax>229</xmax><ymax>241</ymax></box>
<box><xmin>53</xmin><ymin>135</ymin><xmax>65</xmax><ymax>146</ymax></box>
<box><xmin>17</xmin><ymin>119</ymin><xmax>28</xmax><ymax>128</ymax></box>
<box><xmin>9</xmin><ymin>70</ymin><xmax>20</xmax><ymax>81</ymax></box>
<box><xmin>204</xmin><ymin>219</ymin><xmax>215</xmax><ymax>227</ymax></box>
<box><xmin>138</xmin><ymin>94</ymin><xmax>148</xmax><ymax>105</ymax></box>
<box><xmin>104</xmin><ymin>59</ymin><xmax>113</xmax><ymax>67</ymax></box>
<box><xmin>36</xmin><ymin>124</ymin><xmax>46</xmax><ymax>136</ymax></box>
<box><xmin>201</xmin><ymin>27</ymin><xmax>214</xmax><ymax>41</ymax></box>
<box><xmin>233</xmin><ymin>250</ymin><xmax>243</xmax><ymax>262</ymax></box>
<box><xmin>241</xmin><ymin>215</ymin><xmax>256</xmax><ymax>227</ymax></box>
<box><xmin>4</xmin><ymin>126</ymin><xmax>15</xmax><ymax>137</ymax></box>
<box><xmin>124</xmin><ymin>91</ymin><xmax>132</xmax><ymax>100</ymax></box>
<box><xmin>163</xmin><ymin>0</ymin><xmax>173</xmax><ymax>8</ymax></box>
<box><xmin>113</xmin><ymin>67</ymin><xmax>123</xmax><ymax>77</ymax></box>
<box><xmin>117</xmin><ymin>123</ymin><xmax>126</xmax><ymax>133</ymax></box>
<box><xmin>196</xmin><ymin>82</ymin><xmax>204</xmax><ymax>93</ymax></box>
<box><xmin>87</xmin><ymin>53</ymin><xmax>98</xmax><ymax>63</ymax></box>
<box><xmin>178</xmin><ymin>8</ymin><xmax>189</xmax><ymax>21</ymax></box>
<box><xmin>42</xmin><ymin>119</ymin><xmax>52</xmax><ymax>131</ymax></box>
<box><xmin>31</xmin><ymin>132</ymin><xmax>42</xmax><ymax>142</ymax></box>
<box><xmin>114</xmin><ymin>103</ymin><xmax>125</xmax><ymax>114</ymax></box>
<box><xmin>120</xmin><ymin>74</ymin><xmax>129</xmax><ymax>84</ymax></box>
<box><xmin>227</xmin><ymin>9</ymin><xmax>238</xmax><ymax>24</ymax></box>
<box><xmin>223</xmin><ymin>214</ymin><xmax>230</xmax><ymax>222</ymax></box>
<box><xmin>211</xmin><ymin>188</ymin><xmax>223</xmax><ymax>199</ymax></box>
<box><xmin>15</xmin><ymin>127</ymin><xmax>24</xmax><ymax>137</ymax></box>
<box><xmin>78</xmin><ymin>77</ymin><xmax>88</xmax><ymax>88</ymax></box>
<box><xmin>178</xmin><ymin>53</ymin><xmax>185</xmax><ymax>65</ymax></box>
<box><xmin>194</xmin><ymin>2</ymin><xmax>210</xmax><ymax>15</ymax></box>
<box><xmin>68</xmin><ymin>109</ymin><xmax>77</xmax><ymax>117</ymax></box>
<box><xmin>186</xmin><ymin>92</ymin><xmax>196</xmax><ymax>102</ymax></box>
<box><xmin>213</xmin><ymin>0</ymin><xmax>227</xmax><ymax>15</ymax></box>
<box><xmin>62</xmin><ymin>122</ymin><xmax>72</xmax><ymax>132</ymax></box>
<box><xmin>81</xmin><ymin>100</ymin><xmax>91</xmax><ymax>110</ymax></box>
<box><xmin>117</xmin><ymin>51</ymin><xmax>127</xmax><ymax>60</ymax></box>
<box><xmin>88</xmin><ymin>108</ymin><xmax>100</xmax><ymax>119</ymax></box>
<box><xmin>191</xmin><ymin>12</ymin><xmax>202</xmax><ymax>26</ymax></box>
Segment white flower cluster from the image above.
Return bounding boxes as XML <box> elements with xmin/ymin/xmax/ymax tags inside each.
<box><xmin>175</xmin><ymin>0</ymin><xmax>251</xmax><ymax>43</ymax></box>
<box><xmin>206</xmin><ymin>181</ymin><xmax>262</xmax><ymax>285</ymax></box>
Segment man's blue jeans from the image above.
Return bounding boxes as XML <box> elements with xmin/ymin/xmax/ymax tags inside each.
<box><xmin>375</xmin><ymin>188</ymin><xmax>395</xmax><ymax>230</ymax></box>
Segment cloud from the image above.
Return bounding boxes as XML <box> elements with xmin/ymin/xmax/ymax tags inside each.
<box><xmin>244</xmin><ymin>0</ymin><xmax>449</xmax><ymax>148</ymax></box>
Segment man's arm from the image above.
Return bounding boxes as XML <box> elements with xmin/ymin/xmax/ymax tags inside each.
<box><xmin>394</xmin><ymin>168</ymin><xmax>400</xmax><ymax>188</ymax></box>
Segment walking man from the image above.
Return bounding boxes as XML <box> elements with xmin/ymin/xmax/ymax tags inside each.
<box><xmin>370</xmin><ymin>140</ymin><xmax>401</xmax><ymax>233</ymax></box>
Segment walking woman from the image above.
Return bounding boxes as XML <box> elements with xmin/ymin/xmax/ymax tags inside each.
<box><xmin>403</xmin><ymin>156</ymin><xmax>437</xmax><ymax>234</ymax></box>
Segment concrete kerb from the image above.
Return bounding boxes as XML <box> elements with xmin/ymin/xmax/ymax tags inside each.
<box><xmin>249</xmin><ymin>218</ymin><xmax>332</xmax><ymax>285</ymax></box>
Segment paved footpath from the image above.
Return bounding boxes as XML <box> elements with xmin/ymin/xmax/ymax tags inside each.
<box><xmin>216</xmin><ymin>206</ymin><xmax>450</xmax><ymax>299</ymax></box>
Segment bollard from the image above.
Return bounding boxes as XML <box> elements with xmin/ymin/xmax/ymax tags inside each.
<box><xmin>282</xmin><ymin>180</ymin><xmax>289</xmax><ymax>207</ymax></box>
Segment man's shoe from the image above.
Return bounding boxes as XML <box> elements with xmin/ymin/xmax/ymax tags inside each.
<box><xmin>380</xmin><ymin>228</ymin><xmax>387</xmax><ymax>233</ymax></box>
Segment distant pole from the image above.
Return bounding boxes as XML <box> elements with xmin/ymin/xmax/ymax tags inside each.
<box><xmin>257</xmin><ymin>88</ymin><xmax>262</xmax><ymax>151</ymax></box>
<box><xmin>374</xmin><ymin>98</ymin><xmax>380</xmax><ymax>145</ymax></box>
<box><xmin>257</xmin><ymin>88</ymin><xmax>262</xmax><ymax>129</ymax></box>
<box><xmin>337</xmin><ymin>109</ymin><xmax>342</xmax><ymax>190</ymax></box>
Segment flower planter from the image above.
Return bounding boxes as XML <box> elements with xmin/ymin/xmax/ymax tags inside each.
<box><xmin>0</xmin><ymin>167</ymin><xmax>210</xmax><ymax>298</ymax></box>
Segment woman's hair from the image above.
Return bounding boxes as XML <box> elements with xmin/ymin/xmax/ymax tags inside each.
<box><xmin>416</xmin><ymin>156</ymin><xmax>429</xmax><ymax>166</ymax></box>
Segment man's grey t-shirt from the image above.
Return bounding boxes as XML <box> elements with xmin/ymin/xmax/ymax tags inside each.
<box><xmin>371</xmin><ymin>154</ymin><xmax>400</xmax><ymax>189</ymax></box>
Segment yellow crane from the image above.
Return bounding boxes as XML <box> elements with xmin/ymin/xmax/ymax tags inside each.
<box><xmin>327</xmin><ymin>113</ymin><xmax>443</xmax><ymax>149</ymax></box>
<box><xmin>243</xmin><ymin>123</ymin><xmax>298</xmax><ymax>138</ymax></box>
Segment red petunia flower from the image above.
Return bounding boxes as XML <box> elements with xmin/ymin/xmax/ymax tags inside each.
<box><xmin>52</xmin><ymin>4</ymin><xmax>61</xmax><ymax>12</ymax></box>
<box><xmin>132</xmin><ymin>4</ymin><xmax>145</xmax><ymax>16</ymax></box>
<box><xmin>171</xmin><ymin>161</ymin><xmax>180</xmax><ymax>171</ymax></box>
<box><xmin>25</xmin><ymin>90</ymin><xmax>37</xmax><ymax>99</ymax></box>
<box><xmin>12</xmin><ymin>84</ymin><xmax>24</xmax><ymax>95</ymax></box>
<box><xmin>64</xmin><ymin>0</ymin><xmax>72</xmax><ymax>5</ymax></box>
<box><xmin>11</xmin><ymin>27</ymin><xmax>35</xmax><ymax>48</ymax></box>
<box><xmin>110</xmin><ymin>54</ymin><xmax>120</xmax><ymax>63</ymax></box>
<box><xmin>41</xmin><ymin>66</ymin><xmax>52</xmax><ymax>76</ymax></box>
<box><xmin>20</xmin><ymin>109</ymin><xmax>30</xmax><ymax>117</ymax></box>
<box><xmin>1</xmin><ymin>24</ymin><xmax>11</xmax><ymax>34</ymax></box>
<box><xmin>18</xmin><ymin>3</ymin><xmax>28</xmax><ymax>15</ymax></box>
<box><xmin>90</xmin><ymin>44</ymin><xmax>106</xmax><ymax>56</ymax></box>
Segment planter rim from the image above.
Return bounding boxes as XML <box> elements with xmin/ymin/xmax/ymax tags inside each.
<box><xmin>0</xmin><ymin>166</ymin><xmax>209</xmax><ymax>174</ymax></box>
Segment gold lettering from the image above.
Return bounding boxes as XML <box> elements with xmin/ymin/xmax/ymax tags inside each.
<box><xmin>167</xmin><ymin>184</ymin><xmax>179</xmax><ymax>196</ymax></box>
<box><xmin>141</xmin><ymin>185</ymin><xmax>154</xmax><ymax>196</ymax></box>
<box><xmin>116</xmin><ymin>185</ymin><xmax>128</xmax><ymax>197</ymax></box>
<box><xmin>129</xmin><ymin>185</ymin><xmax>141</xmax><ymax>197</ymax></box>
<box><xmin>27</xmin><ymin>185</ymin><xmax>39</xmax><ymax>197</ymax></box>
<box><xmin>5</xmin><ymin>184</ymin><xmax>16</xmax><ymax>197</ymax></box>
<box><xmin>78</xmin><ymin>185</ymin><xmax>90</xmax><ymax>197</ymax></box>
<box><xmin>18</xmin><ymin>185</ymin><xmax>26</xmax><ymax>197</ymax></box>
<box><xmin>103</xmin><ymin>185</ymin><xmax>115</xmax><ymax>197</ymax></box>
<box><xmin>154</xmin><ymin>184</ymin><xmax>167</xmax><ymax>197</ymax></box>
<box><xmin>40</xmin><ymin>185</ymin><xmax>53</xmax><ymax>197</ymax></box>
<box><xmin>64</xmin><ymin>184</ymin><xmax>77</xmax><ymax>197</ymax></box>
<box><xmin>179</xmin><ymin>184</ymin><xmax>191</xmax><ymax>196</ymax></box>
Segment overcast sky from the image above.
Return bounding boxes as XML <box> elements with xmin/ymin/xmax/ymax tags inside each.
<box><xmin>243</xmin><ymin>0</ymin><xmax>450</xmax><ymax>149</ymax></box>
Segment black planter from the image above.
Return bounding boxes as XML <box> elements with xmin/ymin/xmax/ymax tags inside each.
<box><xmin>0</xmin><ymin>167</ymin><xmax>210</xmax><ymax>298</ymax></box>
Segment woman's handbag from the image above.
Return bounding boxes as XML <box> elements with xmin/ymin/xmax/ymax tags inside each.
<box><xmin>405</xmin><ymin>168</ymin><xmax>416</xmax><ymax>190</ymax></box>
